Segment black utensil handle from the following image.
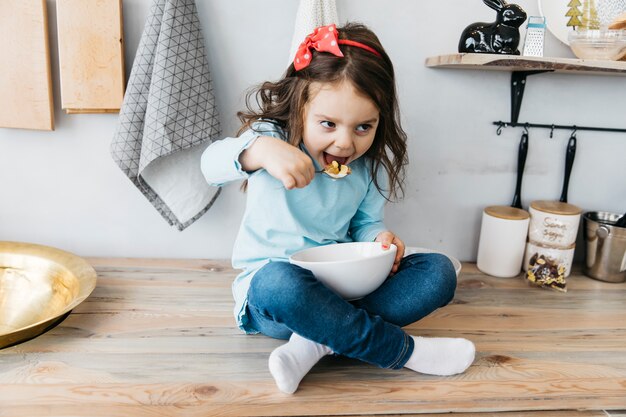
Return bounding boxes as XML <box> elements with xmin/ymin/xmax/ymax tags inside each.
<box><xmin>511</xmin><ymin>132</ymin><xmax>528</xmax><ymax>209</ymax></box>
<box><xmin>615</xmin><ymin>213</ymin><xmax>626</xmax><ymax>228</ymax></box>
<box><xmin>559</xmin><ymin>135</ymin><xmax>577</xmax><ymax>203</ymax></box>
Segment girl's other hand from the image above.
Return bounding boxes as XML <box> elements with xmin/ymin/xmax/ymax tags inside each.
<box><xmin>375</xmin><ymin>231</ymin><xmax>405</xmax><ymax>274</ymax></box>
<box><xmin>240</xmin><ymin>136</ymin><xmax>315</xmax><ymax>189</ymax></box>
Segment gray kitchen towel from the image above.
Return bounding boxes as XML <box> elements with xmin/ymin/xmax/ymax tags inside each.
<box><xmin>288</xmin><ymin>0</ymin><xmax>338</xmax><ymax>63</ymax></box>
<box><xmin>111</xmin><ymin>0</ymin><xmax>221</xmax><ymax>230</ymax></box>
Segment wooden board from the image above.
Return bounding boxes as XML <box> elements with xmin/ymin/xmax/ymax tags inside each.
<box><xmin>425</xmin><ymin>53</ymin><xmax>626</xmax><ymax>75</ymax></box>
<box><xmin>56</xmin><ymin>0</ymin><xmax>125</xmax><ymax>113</ymax></box>
<box><xmin>0</xmin><ymin>0</ymin><xmax>54</xmax><ymax>131</ymax></box>
<box><xmin>0</xmin><ymin>259</ymin><xmax>625</xmax><ymax>416</ymax></box>
<box><xmin>347</xmin><ymin>413</ymin><xmax>608</xmax><ymax>417</ymax></box>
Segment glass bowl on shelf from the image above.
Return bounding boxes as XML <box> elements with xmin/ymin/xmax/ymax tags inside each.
<box><xmin>568</xmin><ymin>29</ymin><xmax>626</xmax><ymax>60</ymax></box>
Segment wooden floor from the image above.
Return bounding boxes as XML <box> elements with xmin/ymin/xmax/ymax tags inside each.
<box><xmin>1</xmin><ymin>258</ymin><xmax>625</xmax><ymax>416</ymax></box>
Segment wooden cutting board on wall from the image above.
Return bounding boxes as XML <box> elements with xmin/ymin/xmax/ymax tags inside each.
<box><xmin>56</xmin><ymin>0</ymin><xmax>125</xmax><ymax>114</ymax></box>
<box><xmin>0</xmin><ymin>0</ymin><xmax>54</xmax><ymax>131</ymax></box>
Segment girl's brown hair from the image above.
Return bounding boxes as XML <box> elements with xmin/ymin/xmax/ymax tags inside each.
<box><xmin>237</xmin><ymin>22</ymin><xmax>408</xmax><ymax>200</ymax></box>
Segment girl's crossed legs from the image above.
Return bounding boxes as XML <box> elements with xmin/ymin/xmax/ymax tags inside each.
<box><xmin>245</xmin><ymin>253</ymin><xmax>475</xmax><ymax>393</ymax></box>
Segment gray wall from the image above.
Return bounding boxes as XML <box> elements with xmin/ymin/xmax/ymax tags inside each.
<box><xmin>1</xmin><ymin>0</ymin><xmax>625</xmax><ymax>261</ymax></box>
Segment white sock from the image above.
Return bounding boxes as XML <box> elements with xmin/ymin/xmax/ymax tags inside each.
<box><xmin>404</xmin><ymin>336</ymin><xmax>475</xmax><ymax>376</ymax></box>
<box><xmin>268</xmin><ymin>333</ymin><xmax>332</xmax><ymax>394</ymax></box>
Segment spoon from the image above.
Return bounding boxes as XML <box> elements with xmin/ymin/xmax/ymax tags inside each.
<box><xmin>316</xmin><ymin>170</ymin><xmax>350</xmax><ymax>179</ymax></box>
<box><xmin>317</xmin><ymin>161</ymin><xmax>351</xmax><ymax>179</ymax></box>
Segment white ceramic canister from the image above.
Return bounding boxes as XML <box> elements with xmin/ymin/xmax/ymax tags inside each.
<box><xmin>523</xmin><ymin>240</ymin><xmax>576</xmax><ymax>278</ymax></box>
<box><xmin>477</xmin><ymin>206</ymin><xmax>530</xmax><ymax>278</ymax></box>
<box><xmin>528</xmin><ymin>201</ymin><xmax>582</xmax><ymax>249</ymax></box>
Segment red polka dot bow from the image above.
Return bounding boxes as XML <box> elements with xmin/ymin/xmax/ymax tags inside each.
<box><xmin>293</xmin><ymin>24</ymin><xmax>344</xmax><ymax>71</ymax></box>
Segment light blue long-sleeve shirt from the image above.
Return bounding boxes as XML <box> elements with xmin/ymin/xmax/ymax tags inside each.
<box><xmin>200</xmin><ymin>121</ymin><xmax>388</xmax><ymax>332</ymax></box>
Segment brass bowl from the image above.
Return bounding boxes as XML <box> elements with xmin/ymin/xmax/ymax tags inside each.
<box><xmin>0</xmin><ymin>241</ymin><xmax>97</xmax><ymax>349</ymax></box>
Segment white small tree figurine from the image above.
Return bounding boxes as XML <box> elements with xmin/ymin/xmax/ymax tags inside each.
<box><xmin>581</xmin><ymin>0</ymin><xmax>601</xmax><ymax>29</ymax></box>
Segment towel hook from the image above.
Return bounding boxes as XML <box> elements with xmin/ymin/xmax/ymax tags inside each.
<box><xmin>496</xmin><ymin>121</ymin><xmax>504</xmax><ymax>136</ymax></box>
<box><xmin>549</xmin><ymin>124</ymin><xmax>555</xmax><ymax>139</ymax></box>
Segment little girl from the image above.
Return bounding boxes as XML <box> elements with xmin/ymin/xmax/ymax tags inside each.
<box><xmin>201</xmin><ymin>22</ymin><xmax>475</xmax><ymax>394</ymax></box>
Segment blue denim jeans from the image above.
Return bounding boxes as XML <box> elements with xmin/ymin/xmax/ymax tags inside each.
<box><xmin>245</xmin><ymin>252</ymin><xmax>456</xmax><ymax>369</ymax></box>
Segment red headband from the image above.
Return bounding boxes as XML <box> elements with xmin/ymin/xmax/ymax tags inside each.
<box><xmin>293</xmin><ymin>24</ymin><xmax>382</xmax><ymax>71</ymax></box>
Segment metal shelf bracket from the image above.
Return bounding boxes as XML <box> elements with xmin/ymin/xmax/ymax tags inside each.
<box><xmin>510</xmin><ymin>70</ymin><xmax>553</xmax><ymax>124</ymax></box>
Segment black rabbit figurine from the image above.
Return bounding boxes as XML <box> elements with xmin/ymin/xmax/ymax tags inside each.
<box><xmin>459</xmin><ymin>0</ymin><xmax>527</xmax><ymax>55</ymax></box>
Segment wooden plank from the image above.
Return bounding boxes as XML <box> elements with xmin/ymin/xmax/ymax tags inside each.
<box><xmin>1</xmin><ymin>259</ymin><xmax>626</xmax><ymax>416</ymax></box>
<box><xmin>342</xmin><ymin>413</ymin><xmax>608</xmax><ymax>417</ymax></box>
<box><xmin>346</xmin><ymin>413</ymin><xmax>607</xmax><ymax>417</ymax></box>
<box><xmin>0</xmin><ymin>0</ymin><xmax>54</xmax><ymax>131</ymax></box>
<box><xmin>0</xmin><ymin>406</ymin><xmax>609</xmax><ymax>417</ymax></box>
<box><xmin>425</xmin><ymin>53</ymin><xmax>626</xmax><ymax>75</ymax></box>
<box><xmin>85</xmin><ymin>257</ymin><xmax>231</xmax><ymax>271</ymax></box>
<box><xmin>65</xmin><ymin>108</ymin><xmax>119</xmax><ymax>114</ymax></box>
<box><xmin>56</xmin><ymin>0</ymin><xmax>125</xmax><ymax>113</ymax></box>
<box><xmin>0</xmin><ymin>380</ymin><xmax>624</xmax><ymax>416</ymax></box>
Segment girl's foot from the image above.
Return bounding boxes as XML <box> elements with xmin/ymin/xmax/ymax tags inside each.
<box><xmin>404</xmin><ymin>336</ymin><xmax>475</xmax><ymax>376</ymax></box>
<box><xmin>268</xmin><ymin>333</ymin><xmax>331</xmax><ymax>394</ymax></box>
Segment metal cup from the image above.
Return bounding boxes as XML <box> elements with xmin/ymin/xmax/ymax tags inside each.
<box><xmin>583</xmin><ymin>211</ymin><xmax>626</xmax><ymax>283</ymax></box>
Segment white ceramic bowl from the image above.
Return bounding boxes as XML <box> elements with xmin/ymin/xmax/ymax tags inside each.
<box><xmin>405</xmin><ymin>247</ymin><xmax>462</xmax><ymax>277</ymax></box>
<box><xmin>289</xmin><ymin>242</ymin><xmax>396</xmax><ymax>300</ymax></box>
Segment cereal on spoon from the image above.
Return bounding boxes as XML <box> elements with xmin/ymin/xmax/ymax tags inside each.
<box><xmin>323</xmin><ymin>160</ymin><xmax>351</xmax><ymax>179</ymax></box>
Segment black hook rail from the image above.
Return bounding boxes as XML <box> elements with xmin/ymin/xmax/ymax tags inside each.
<box><xmin>494</xmin><ymin>121</ymin><xmax>626</xmax><ymax>137</ymax></box>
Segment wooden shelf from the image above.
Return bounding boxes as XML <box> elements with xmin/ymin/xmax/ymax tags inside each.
<box><xmin>425</xmin><ymin>53</ymin><xmax>626</xmax><ymax>76</ymax></box>
<box><xmin>425</xmin><ymin>53</ymin><xmax>626</xmax><ymax>133</ymax></box>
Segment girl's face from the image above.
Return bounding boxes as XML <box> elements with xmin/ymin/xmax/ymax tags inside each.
<box><xmin>302</xmin><ymin>81</ymin><xmax>379</xmax><ymax>169</ymax></box>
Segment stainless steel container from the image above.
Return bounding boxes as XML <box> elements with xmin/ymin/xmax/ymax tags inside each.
<box><xmin>583</xmin><ymin>212</ymin><xmax>626</xmax><ymax>283</ymax></box>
